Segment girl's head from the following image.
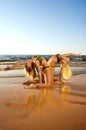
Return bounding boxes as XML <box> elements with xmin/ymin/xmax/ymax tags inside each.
<box><xmin>24</xmin><ymin>60</ymin><xmax>36</xmax><ymax>79</ymax></box>
<box><xmin>25</xmin><ymin>61</ymin><xmax>33</xmax><ymax>73</ymax></box>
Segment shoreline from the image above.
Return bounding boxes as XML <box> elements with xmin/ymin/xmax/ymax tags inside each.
<box><xmin>0</xmin><ymin>66</ymin><xmax>86</xmax><ymax>78</ymax></box>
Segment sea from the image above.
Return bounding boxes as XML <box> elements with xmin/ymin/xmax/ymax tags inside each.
<box><xmin>0</xmin><ymin>55</ymin><xmax>86</xmax><ymax>63</ymax></box>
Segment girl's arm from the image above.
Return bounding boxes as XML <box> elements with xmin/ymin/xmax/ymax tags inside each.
<box><xmin>35</xmin><ymin>60</ymin><xmax>42</xmax><ymax>84</ymax></box>
<box><xmin>61</xmin><ymin>53</ymin><xmax>81</xmax><ymax>57</ymax></box>
<box><xmin>4</xmin><ymin>60</ymin><xmax>28</xmax><ymax>70</ymax></box>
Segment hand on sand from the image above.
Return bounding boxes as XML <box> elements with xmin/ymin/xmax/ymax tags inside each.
<box><xmin>23</xmin><ymin>80</ymin><xmax>31</xmax><ymax>85</ymax></box>
<box><xmin>23</xmin><ymin>84</ymin><xmax>38</xmax><ymax>89</ymax></box>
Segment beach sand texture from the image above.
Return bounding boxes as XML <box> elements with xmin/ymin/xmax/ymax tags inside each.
<box><xmin>0</xmin><ymin>68</ymin><xmax>86</xmax><ymax>130</ymax></box>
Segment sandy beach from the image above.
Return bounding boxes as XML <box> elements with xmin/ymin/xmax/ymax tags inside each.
<box><xmin>0</xmin><ymin>67</ymin><xmax>86</xmax><ymax>130</ymax></box>
<box><xmin>0</xmin><ymin>0</ymin><xmax>86</xmax><ymax>129</ymax></box>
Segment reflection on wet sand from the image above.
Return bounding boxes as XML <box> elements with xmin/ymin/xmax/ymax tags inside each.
<box><xmin>4</xmin><ymin>85</ymin><xmax>71</xmax><ymax>114</ymax></box>
<box><xmin>68</xmin><ymin>90</ymin><xmax>86</xmax><ymax>106</ymax></box>
<box><xmin>1</xmin><ymin>74</ymin><xmax>86</xmax><ymax>130</ymax></box>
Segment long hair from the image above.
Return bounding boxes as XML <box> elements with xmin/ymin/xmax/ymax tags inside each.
<box><xmin>24</xmin><ymin>61</ymin><xmax>36</xmax><ymax>79</ymax></box>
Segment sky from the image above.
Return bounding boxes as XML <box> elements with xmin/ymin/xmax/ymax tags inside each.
<box><xmin>0</xmin><ymin>0</ymin><xmax>86</xmax><ymax>55</ymax></box>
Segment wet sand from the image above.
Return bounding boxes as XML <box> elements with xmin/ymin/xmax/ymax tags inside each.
<box><xmin>0</xmin><ymin>69</ymin><xmax>86</xmax><ymax>130</ymax></box>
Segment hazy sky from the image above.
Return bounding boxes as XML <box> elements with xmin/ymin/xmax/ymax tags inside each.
<box><xmin>0</xmin><ymin>0</ymin><xmax>86</xmax><ymax>55</ymax></box>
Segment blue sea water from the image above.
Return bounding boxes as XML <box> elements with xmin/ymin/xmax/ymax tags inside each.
<box><xmin>0</xmin><ymin>55</ymin><xmax>51</xmax><ymax>62</ymax></box>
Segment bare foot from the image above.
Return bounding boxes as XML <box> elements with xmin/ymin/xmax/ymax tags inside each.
<box><xmin>4</xmin><ymin>66</ymin><xmax>11</xmax><ymax>70</ymax></box>
<box><xmin>23</xmin><ymin>80</ymin><xmax>39</xmax><ymax>85</ymax></box>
